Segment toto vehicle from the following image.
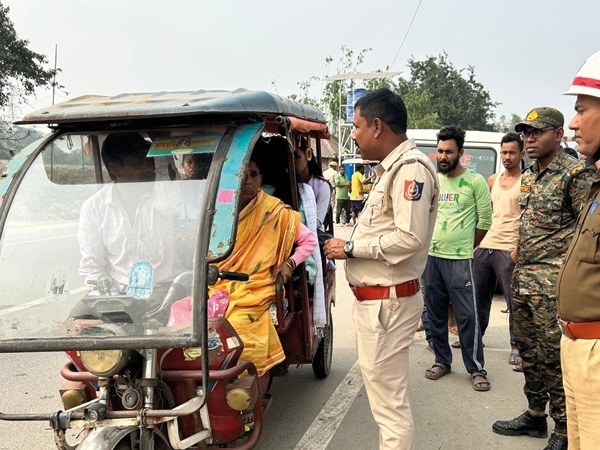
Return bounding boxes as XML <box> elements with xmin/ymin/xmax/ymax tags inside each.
<box><xmin>0</xmin><ymin>90</ymin><xmax>335</xmax><ymax>449</ymax></box>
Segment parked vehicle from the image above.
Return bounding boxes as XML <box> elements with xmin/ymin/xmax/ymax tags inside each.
<box><xmin>0</xmin><ymin>89</ymin><xmax>335</xmax><ymax>449</ymax></box>
<box><xmin>409</xmin><ymin>129</ymin><xmax>506</xmax><ymax>179</ymax></box>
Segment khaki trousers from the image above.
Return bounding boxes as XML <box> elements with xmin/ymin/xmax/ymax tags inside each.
<box><xmin>561</xmin><ymin>335</ymin><xmax>600</xmax><ymax>449</ymax></box>
<box><xmin>354</xmin><ymin>290</ymin><xmax>423</xmax><ymax>450</ymax></box>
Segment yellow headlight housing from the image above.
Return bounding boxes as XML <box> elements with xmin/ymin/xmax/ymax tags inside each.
<box><xmin>80</xmin><ymin>349</ymin><xmax>131</xmax><ymax>377</ymax></box>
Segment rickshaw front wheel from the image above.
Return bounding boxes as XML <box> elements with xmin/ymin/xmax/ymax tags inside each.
<box><xmin>312</xmin><ymin>317</ymin><xmax>333</xmax><ymax>379</ymax></box>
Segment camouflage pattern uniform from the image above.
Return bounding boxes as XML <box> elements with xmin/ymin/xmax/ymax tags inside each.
<box><xmin>512</xmin><ymin>148</ymin><xmax>594</xmax><ymax>434</ymax></box>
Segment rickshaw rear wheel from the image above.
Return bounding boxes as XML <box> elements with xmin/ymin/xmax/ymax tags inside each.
<box><xmin>312</xmin><ymin>317</ymin><xmax>333</xmax><ymax>379</ymax></box>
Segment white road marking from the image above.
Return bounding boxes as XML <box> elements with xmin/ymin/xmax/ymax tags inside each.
<box><xmin>2</xmin><ymin>233</ymin><xmax>77</xmax><ymax>247</ymax></box>
<box><xmin>0</xmin><ymin>286</ymin><xmax>89</xmax><ymax>316</ymax></box>
<box><xmin>294</xmin><ymin>360</ymin><xmax>364</xmax><ymax>450</ymax></box>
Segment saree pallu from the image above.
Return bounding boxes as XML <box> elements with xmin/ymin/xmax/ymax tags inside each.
<box><xmin>210</xmin><ymin>190</ymin><xmax>300</xmax><ymax>376</ymax></box>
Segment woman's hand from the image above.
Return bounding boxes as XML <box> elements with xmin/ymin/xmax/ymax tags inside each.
<box><xmin>275</xmin><ymin>258</ymin><xmax>295</xmax><ymax>283</ymax></box>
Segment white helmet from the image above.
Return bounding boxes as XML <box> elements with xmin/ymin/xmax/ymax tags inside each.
<box><xmin>564</xmin><ymin>50</ymin><xmax>600</xmax><ymax>98</ymax></box>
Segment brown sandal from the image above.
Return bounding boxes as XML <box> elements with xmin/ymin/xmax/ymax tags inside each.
<box><xmin>425</xmin><ymin>363</ymin><xmax>450</xmax><ymax>380</ymax></box>
<box><xmin>471</xmin><ymin>372</ymin><xmax>491</xmax><ymax>391</ymax></box>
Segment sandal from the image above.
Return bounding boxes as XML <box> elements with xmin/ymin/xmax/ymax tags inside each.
<box><xmin>416</xmin><ymin>319</ymin><xmax>424</xmax><ymax>332</ymax></box>
<box><xmin>470</xmin><ymin>372</ymin><xmax>491</xmax><ymax>391</ymax></box>
<box><xmin>451</xmin><ymin>340</ymin><xmax>461</xmax><ymax>348</ymax></box>
<box><xmin>425</xmin><ymin>363</ymin><xmax>450</xmax><ymax>380</ymax></box>
<box><xmin>508</xmin><ymin>350</ymin><xmax>520</xmax><ymax>365</ymax></box>
<box><xmin>513</xmin><ymin>360</ymin><xmax>523</xmax><ymax>372</ymax></box>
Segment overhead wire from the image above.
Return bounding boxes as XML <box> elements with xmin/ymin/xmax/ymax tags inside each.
<box><xmin>389</xmin><ymin>0</ymin><xmax>424</xmax><ymax>69</ymax></box>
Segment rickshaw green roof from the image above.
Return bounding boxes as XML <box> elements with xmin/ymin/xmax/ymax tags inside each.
<box><xmin>15</xmin><ymin>89</ymin><xmax>327</xmax><ymax>125</ymax></box>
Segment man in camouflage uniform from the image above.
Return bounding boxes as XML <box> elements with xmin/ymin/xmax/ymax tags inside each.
<box><xmin>491</xmin><ymin>107</ymin><xmax>594</xmax><ymax>450</ymax></box>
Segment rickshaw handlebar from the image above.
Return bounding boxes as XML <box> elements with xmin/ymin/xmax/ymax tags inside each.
<box><xmin>219</xmin><ymin>271</ymin><xmax>249</xmax><ymax>282</ymax></box>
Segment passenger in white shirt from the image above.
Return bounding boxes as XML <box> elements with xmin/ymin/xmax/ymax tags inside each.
<box><xmin>77</xmin><ymin>133</ymin><xmax>183</xmax><ymax>295</ymax></box>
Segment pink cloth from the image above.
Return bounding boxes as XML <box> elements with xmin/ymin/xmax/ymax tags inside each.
<box><xmin>289</xmin><ymin>223</ymin><xmax>317</xmax><ymax>267</ymax></box>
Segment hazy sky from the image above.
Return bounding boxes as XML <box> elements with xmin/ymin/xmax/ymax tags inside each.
<box><xmin>4</xmin><ymin>0</ymin><xmax>600</xmax><ymax>133</ymax></box>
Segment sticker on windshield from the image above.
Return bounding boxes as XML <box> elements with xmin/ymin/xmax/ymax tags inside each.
<box><xmin>217</xmin><ymin>189</ymin><xmax>234</xmax><ymax>204</ymax></box>
<box><xmin>148</xmin><ymin>134</ymin><xmax>223</xmax><ymax>157</ymax></box>
<box><xmin>127</xmin><ymin>261</ymin><xmax>154</xmax><ymax>300</ymax></box>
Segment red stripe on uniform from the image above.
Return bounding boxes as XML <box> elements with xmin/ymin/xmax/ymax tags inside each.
<box><xmin>572</xmin><ymin>76</ymin><xmax>600</xmax><ymax>89</ymax></box>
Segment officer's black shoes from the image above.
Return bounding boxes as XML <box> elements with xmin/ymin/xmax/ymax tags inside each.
<box><xmin>542</xmin><ymin>433</ymin><xmax>568</xmax><ymax>450</ymax></box>
<box><xmin>492</xmin><ymin>411</ymin><xmax>548</xmax><ymax>438</ymax></box>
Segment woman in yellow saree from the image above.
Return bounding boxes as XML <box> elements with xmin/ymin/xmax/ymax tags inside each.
<box><xmin>209</xmin><ymin>150</ymin><xmax>317</xmax><ymax>378</ymax></box>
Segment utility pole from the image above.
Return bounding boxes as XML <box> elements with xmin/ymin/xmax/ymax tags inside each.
<box><xmin>52</xmin><ymin>44</ymin><xmax>57</xmax><ymax>105</ymax></box>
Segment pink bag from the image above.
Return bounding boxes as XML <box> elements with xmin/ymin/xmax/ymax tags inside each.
<box><xmin>207</xmin><ymin>289</ymin><xmax>230</xmax><ymax>318</ymax></box>
<box><xmin>166</xmin><ymin>296</ymin><xmax>192</xmax><ymax>327</ymax></box>
<box><xmin>166</xmin><ymin>290</ymin><xmax>230</xmax><ymax>327</ymax></box>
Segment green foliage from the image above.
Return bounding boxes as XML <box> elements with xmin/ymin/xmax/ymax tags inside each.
<box><xmin>0</xmin><ymin>120</ymin><xmax>43</xmax><ymax>157</ymax></box>
<box><xmin>291</xmin><ymin>48</ymin><xmax>501</xmax><ymax>137</ymax></box>
<box><xmin>494</xmin><ymin>113</ymin><xmax>522</xmax><ymax>133</ymax></box>
<box><xmin>402</xmin><ymin>53</ymin><xmax>498</xmax><ymax>131</ymax></box>
<box><xmin>321</xmin><ymin>46</ymin><xmax>373</xmax><ymax>132</ymax></box>
<box><xmin>0</xmin><ymin>3</ymin><xmax>56</xmax><ymax>109</ymax></box>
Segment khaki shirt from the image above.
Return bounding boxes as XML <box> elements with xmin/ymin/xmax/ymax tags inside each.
<box><xmin>558</xmin><ymin>168</ymin><xmax>600</xmax><ymax>322</ymax></box>
<box><xmin>346</xmin><ymin>139</ymin><xmax>438</xmax><ymax>287</ymax></box>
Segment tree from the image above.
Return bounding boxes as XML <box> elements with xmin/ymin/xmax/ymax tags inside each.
<box><xmin>0</xmin><ymin>3</ymin><xmax>58</xmax><ymax>156</ymax></box>
<box><xmin>401</xmin><ymin>53</ymin><xmax>498</xmax><ymax>130</ymax></box>
<box><xmin>494</xmin><ymin>113</ymin><xmax>522</xmax><ymax>133</ymax></box>
<box><xmin>291</xmin><ymin>49</ymin><xmax>499</xmax><ymax>144</ymax></box>
<box><xmin>0</xmin><ymin>3</ymin><xmax>56</xmax><ymax>110</ymax></box>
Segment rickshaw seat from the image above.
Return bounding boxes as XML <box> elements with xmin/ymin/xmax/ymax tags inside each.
<box><xmin>272</xmin><ymin>273</ymin><xmax>294</xmax><ymax>333</ymax></box>
<box><xmin>272</xmin><ymin>269</ymin><xmax>310</xmax><ymax>334</ymax></box>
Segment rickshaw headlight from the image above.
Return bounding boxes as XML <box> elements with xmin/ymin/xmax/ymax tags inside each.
<box><xmin>80</xmin><ymin>349</ymin><xmax>131</xmax><ymax>377</ymax></box>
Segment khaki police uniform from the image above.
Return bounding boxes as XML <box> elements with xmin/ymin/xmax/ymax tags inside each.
<box><xmin>557</xmin><ymin>168</ymin><xmax>600</xmax><ymax>447</ymax></box>
<box><xmin>346</xmin><ymin>139</ymin><xmax>438</xmax><ymax>450</ymax></box>
<box><xmin>512</xmin><ymin>149</ymin><xmax>593</xmax><ymax>434</ymax></box>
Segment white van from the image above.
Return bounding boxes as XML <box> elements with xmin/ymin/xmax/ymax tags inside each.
<box><xmin>409</xmin><ymin>129</ymin><xmax>506</xmax><ymax>180</ymax></box>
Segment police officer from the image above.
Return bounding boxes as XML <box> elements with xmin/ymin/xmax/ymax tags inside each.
<box><xmin>324</xmin><ymin>88</ymin><xmax>438</xmax><ymax>450</ymax></box>
<box><xmin>492</xmin><ymin>107</ymin><xmax>594</xmax><ymax>450</ymax></box>
<box><xmin>557</xmin><ymin>50</ymin><xmax>600</xmax><ymax>449</ymax></box>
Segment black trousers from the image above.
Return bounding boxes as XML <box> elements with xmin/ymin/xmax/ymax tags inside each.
<box><xmin>473</xmin><ymin>247</ymin><xmax>516</xmax><ymax>347</ymax></box>
<box><xmin>423</xmin><ymin>256</ymin><xmax>486</xmax><ymax>374</ymax></box>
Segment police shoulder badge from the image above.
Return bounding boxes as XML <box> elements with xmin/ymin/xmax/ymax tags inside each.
<box><xmin>404</xmin><ymin>180</ymin><xmax>424</xmax><ymax>201</ymax></box>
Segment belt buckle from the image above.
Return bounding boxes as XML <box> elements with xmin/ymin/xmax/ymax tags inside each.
<box><xmin>557</xmin><ymin>318</ymin><xmax>567</xmax><ymax>337</ymax></box>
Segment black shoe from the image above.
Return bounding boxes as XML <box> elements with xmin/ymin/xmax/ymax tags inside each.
<box><xmin>492</xmin><ymin>411</ymin><xmax>548</xmax><ymax>438</ymax></box>
<box><xmin>543</xmin><ymin>433</ymin><xmax>567</xmax><ymax>450</ymax></box>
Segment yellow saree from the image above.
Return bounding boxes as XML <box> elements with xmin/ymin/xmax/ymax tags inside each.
<box><xmin>210</xmin><ymin>189</ymin><xmax>300</xmax><ymax>376</ymax></box>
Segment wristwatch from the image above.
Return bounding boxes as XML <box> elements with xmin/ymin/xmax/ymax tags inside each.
<box><xmin>343</xmin><ymin>241</ymin><xmax>355</xmax><ymax>258</ymax></box>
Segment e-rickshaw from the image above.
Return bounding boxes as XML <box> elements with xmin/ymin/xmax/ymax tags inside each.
<box><xmin>0</xmin><ymin>89</ymin><xmax>335</xmax><ymax>449</ymax></box>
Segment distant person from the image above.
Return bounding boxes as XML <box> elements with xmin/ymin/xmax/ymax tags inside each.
<box><xmin>423</xmin><ymin>125</ymin><xmax>492</xmax><ymax>392</ymax></box>
<box><xmin>323</xmin><ymin>160</ymin><xmax>338</xmax><ymax>217</ymax></box>
<box><xmin>492</xmin><ymin>107</ymin><xmax>593</xmax><ymax>450</ymax></box>
<box><xmin>324</xmin><ymin>88</ymin><xmax>438</xmax><ymax>450</ymax></box>
<box><xmin>557</xmin><ymin>50</ymin><xmax>600</xmax><ymax>449</ymax></box>
<box><xmin>181</xmin><ymin>153</ymin><xmax>200</xmax><ymax>179</ymax></box>
<box><xmin>181</xmin><ymin>153</ymin><xmax>212</xmax><ymax>180</ymax></box>
<box><xmin>323</xmin><ymin>160</ymin><xmax>338</xmax><ymax>188</ymax></box>
<box><xmin>349</xmin><ymin>163</ymin><xmax>373</xmax><ymax>225</ymax></box>
<box><xmin>334</xmin><ymin>165</ymin><xmax>351</xmax><ymax>225</ymax></box>
<box><xmin>473</xmin><ymin>132</ymin><xmax>524</xmax><ymax>371</ymax></box>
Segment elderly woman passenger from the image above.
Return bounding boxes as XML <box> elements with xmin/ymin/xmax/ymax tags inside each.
<box><xmin>208</xmin><ymin>146</ymin><xmax>317</xmax><ymax>378</ymax></box>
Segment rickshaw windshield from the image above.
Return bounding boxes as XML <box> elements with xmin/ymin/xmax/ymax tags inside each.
<box><xmin>0</xmin><ymin>129</ymin><xmax>223</xmax><ymax>344</ymax></box>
